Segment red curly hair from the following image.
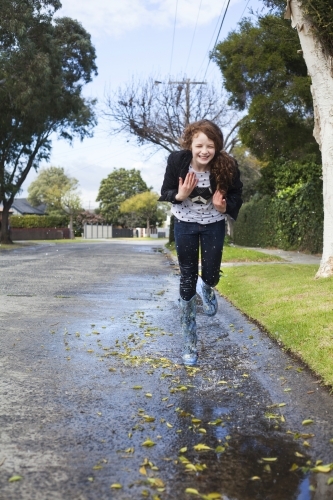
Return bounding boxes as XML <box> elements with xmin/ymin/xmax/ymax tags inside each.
<box><xmin>179</xmin><ymin>119</ymin><xmax>236</xmax><ymax>192</ymax></box>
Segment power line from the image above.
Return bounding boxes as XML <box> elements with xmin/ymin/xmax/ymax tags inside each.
<box><xmin>194</xmin><ymin>0</ymin><xmax>228</xmax><ymax>79</ymax></box>
<box><xmin>202</xmin><ymin>0</ymin><xmax>231</xmax><ymax>81</ymax></box>
<box><xmin>169</xmin><ymin>0</ymin><xmax>179</xmax><ymax>75</ymax></box>
<box><xmin>238</xmin><ymin>0</ymin><xmax>251</xmax><ymax>24</ymax></box>
<box><xmin>184</xmin><ymin>0</ymin><xmax>203</xmax><ymax>73</ymax></box>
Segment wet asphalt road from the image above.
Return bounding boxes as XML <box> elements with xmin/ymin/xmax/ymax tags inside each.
<box><xmin>1</xmin><ymin>240</ymin><xmax>333</xmax><ymax>500</ymax></box>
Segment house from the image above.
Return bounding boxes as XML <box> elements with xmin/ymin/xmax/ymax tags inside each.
<box><xmin>11</xmin><ymin>198</ymin><xmax>46</xmax><ymax>216</ymax></box>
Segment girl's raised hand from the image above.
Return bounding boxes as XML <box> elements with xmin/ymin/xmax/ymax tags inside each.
<box><xmin>175</xmin><ymin>172</ymin><xmax>198</xmax><ymax>201</ymax></box>
<box><xmin>213</xmin><ymin>190</ymin><xmax>227</xmax><ymax>213</ymax></box>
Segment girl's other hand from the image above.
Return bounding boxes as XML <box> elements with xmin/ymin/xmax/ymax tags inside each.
<box><xmin>213</xmin><ymin>190</ymin><xmax>227</xmax><ymax>213</ymax></box>
<box><xmin>175</xmin><ymin>173</ymin><xmax>198</xmax><ymax>201</ymax></box>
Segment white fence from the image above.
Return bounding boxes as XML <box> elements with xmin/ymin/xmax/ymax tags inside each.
<box><xmin>83</xmin><ymin>224</ymin><xmax>113</xmax><ymax>239</ymax></box>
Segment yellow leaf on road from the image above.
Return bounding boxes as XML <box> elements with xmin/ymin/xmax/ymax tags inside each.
<box><xmin>193</xmin><ymin>443</ymin><xmax>212</xmax><ymax>451</ymax></box>
<box><xmin>110</xmin><ymin>483</ymin><xmax>122</xmax><ymax>489</ymax></box>
<box><xmin>185</xmin><ymin>488</ymin><xmax>200</xmax><ymax>495</ymax></box>
<box><xmin>8</xmin><ymin>476</ymin><xmax>22</xmax><ymax>482</ymax></box>
<box><xmin>302</xmin><ymin>419</ymin><xmax>314</xmax><ymax>425</ymax></box>
<box><xmin>142</xmin><ymin>439</ymin><xmax>156</xmax><ymax>447</ymax></box>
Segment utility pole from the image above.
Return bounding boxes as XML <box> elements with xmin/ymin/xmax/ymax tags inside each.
<box><xmin>155</xmin><ymin>79</ymin><xmax>206</xmax><ymax>126</ymax></box>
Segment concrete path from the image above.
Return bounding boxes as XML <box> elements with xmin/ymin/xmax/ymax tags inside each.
<box><xmin>0</xmin><ymin>241</ymin><xmax>332</xmax><ymax>500</ymax></box>
<box><xmin>220</xmin><ymin>245</ymin><xmax>322</xmax><ymax>268</ymax></box>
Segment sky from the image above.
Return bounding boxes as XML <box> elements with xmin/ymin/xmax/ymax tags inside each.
<box><xmin>22</xmin><ymin>0</ymin><xmax>265</xmax><ymax>209</ymax></box>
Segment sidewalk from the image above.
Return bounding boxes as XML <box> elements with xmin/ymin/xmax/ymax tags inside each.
<box><xmin>222</xmin><ymin>245</ymin><xmax>322</xmax><ymax>266</ymax></box>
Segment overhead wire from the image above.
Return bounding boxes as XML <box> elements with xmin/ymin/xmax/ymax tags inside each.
<box><xmin>194</xmin><ymin>0</ymin><xmax>228</xmax><ymax>79</ymax></box>
<box><xmin>184</xmin><ymin>0</ymin><xmax>203</xmax><ymax>73</ymax></box>
<box><xmin>202</xmin><ymin>0</ymin><xmax>231</xmax><ymax>81</ymax></box>
<box><xmin>237</xmin><ymin>0</ymin><xmax>251</xmax><ymax>24</ymax></box>
<box><xmin>169</xmin><ymin>0</ymin><xmax>179</xmax><ymax>75</ymax></box>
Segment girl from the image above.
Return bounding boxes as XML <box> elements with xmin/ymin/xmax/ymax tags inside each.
<box><xmin>159</xmin><ymin>120</ymin><xmax>243</xmax><ymax>366</ymax></box>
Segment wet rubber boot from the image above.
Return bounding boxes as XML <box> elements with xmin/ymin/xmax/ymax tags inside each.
<box><xmin>179</xmin><ymin>295</ymin><xmax>198</xmax><ymax>366</ymax></box>
<box><xmin>196</xmin><ymin>275</ymin><xmax>218</xmax><ymax>316</ymax></box>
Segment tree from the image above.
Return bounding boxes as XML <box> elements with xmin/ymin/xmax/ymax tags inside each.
<box><xmin>282</xmin><ymin>0</ymin><xmax>333</xmax><ymax>276</ymax></box>
<box><xmin>74</xmin><ymin>210</ymin><xmax>105</xmax><ymax>236</ymax></box>
<box><xmin>120</xmin><ymin>191</ymin><xmax>165</xmax><ymax>235</ymax></box>
<box><xmin>232</xmin><ymin>145</ymin><xmax>264</xmax><ymax>202</ymax></box>
<box><xmin>0</xmin><ymin>0</ymin><xmax>97</xmax><ymax>244</ymax></box>
<box><xmin>28</xmin><ymin>167</ymin><xmax>77</xmax><ymax>215</ymax></box>
<box><xmin>212</xmin><ymin>14</ymin><xmax>319</xmax><ymax>162</ymax></box>
<box><xmin>28</xmin><ymin>166</ymin><xmax>82</xmax><ymax>238</ymax></box>
<box><xmin>96</xmin><ymin>168</ymin><xmax>149</xmax><ymax>224</ymax></box>
<box><xmin>103</xmin><ymin>75</ymin><xmax>240</xmax><ymax>154</ymax></box>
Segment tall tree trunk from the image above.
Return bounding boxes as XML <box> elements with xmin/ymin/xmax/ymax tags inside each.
<box><xmin>146</xmin><ymin>217</ymin><xmax>150</xmax><ymax>237</ymax></box>
<box><xmin>0</xmin><ymin>203</ymin><xmax>13</xmax><ymax>244</ymax></box>
<box><xmin>286</xmin><ymin>1</ymin><xmax>333</xmax><ymax>277</ymax></box>
<box><xmin>69</xmin><ymin>213</ymin><xmax>74</xmax><ymax>239</ymax></box>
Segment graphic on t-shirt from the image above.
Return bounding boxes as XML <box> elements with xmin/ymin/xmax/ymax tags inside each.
<box><xmin>188</xmin><ymin>186</ymin><xmax>213</xmax><ymax>204</ymax></box>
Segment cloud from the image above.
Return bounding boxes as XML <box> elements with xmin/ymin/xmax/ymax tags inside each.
<box><xmin>58</xmin><ymin>0</ymin><xmax>240</xmax><ymax>37</ymax></box>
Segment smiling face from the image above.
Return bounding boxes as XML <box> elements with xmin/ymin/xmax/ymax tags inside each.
<box><xmin>190</xmin><ymin>131</ymin><xmax>216</xmax><ymax>171</ymax></box>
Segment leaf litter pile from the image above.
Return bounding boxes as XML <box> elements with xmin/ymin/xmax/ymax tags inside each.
<box><xmin>43</xmin><ymin>309</ymin><xmax>333</xmax><ymax>499</ymax></box>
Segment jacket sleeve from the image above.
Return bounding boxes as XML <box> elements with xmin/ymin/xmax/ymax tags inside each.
<box><xmin>226</xmin><ymin>162</ymin><xmax>243</xmax><ymax>221</ymax></box>
<box><xmin>159</xmin><ymin>152</ymin><xmax>182</xmax><ymax>204</ymax></box>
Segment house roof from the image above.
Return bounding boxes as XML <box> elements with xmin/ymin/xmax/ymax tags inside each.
<box><xmin>11</xmin><ymin>198</ymin><xmax>46</xmax><ymax>215</ymax></box>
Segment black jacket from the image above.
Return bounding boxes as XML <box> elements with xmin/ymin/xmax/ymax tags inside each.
<box><xmin>159</xmin><ymin>150</ymin><xmax>243</xmax><ymax>221</ymax></box>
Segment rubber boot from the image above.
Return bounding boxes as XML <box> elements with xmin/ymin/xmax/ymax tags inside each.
<box><xmin>179</xmin><ymin>295</ymin><xmax>198</xmax><ymax>366</ymax></box>
<box><xmin>196</xmin><ymin>275</ymin><xmax>218</xmax><ymax>316</ymax></box>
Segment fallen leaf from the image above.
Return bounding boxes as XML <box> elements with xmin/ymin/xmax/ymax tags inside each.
<box><xmin>203</xmin><ymin>494</ymin><xmax>222</xmax><ymax>500</ymax></box>
<box><xmin>179</xmin><ymin>447</ymin><xmax>187</xmax><ymax>453</ymax></box>
<box><xmin>145</xmin><ymin>393</ymin><xmax>152</xmax><ymax>398</ymax></box>
<box><xmin>110</xmin><ymin>483</ymin><xmax>122</xmax><ymax>489</ymax></box>
<box><xmin>166</xmin><ymin>422</ymin><xmax>173</xmax><ymax>428</ymax></box>
<box><xmin>302</xmin><ymin>419</ymin><xmax>314</xmax><ymax>426</ymax></box>
<box><xmin>198</xmin><ymin>428</ymin><xmax>206</xmax><ymax>434</ymax></box>
<box><xmin>327</xmin><ymin>477</ymin><xmax>333</xmax><ymax>485</ymax></box>
<box><xmin>312</xmin><ymin>465</ymin><xmax>332</xmax><ymax>473</ymax></box>
<box><xmin>133</xmin><ymin>385</ymin><xmax>142</xmax><ymax>390</ymax></box>
<box><xmin>185</xmin><ymin>487</ymin><xmax>200</xmax><ymax>495</ymax></box>
<box><xmin>215</xmin><ymin>446</ymin><xmax>225</xmax><ymax>453</ymax></box>
<box><xmin>139</xmin><ymin>466</ymin><xmax>147</xmax><ymax>475</ymax></box>
<box><xmin>250</xmin><ymin>476</ymin><xmax>261</xmax><ymax>481</ymax></box>
<box><xmin>295</xmin><ymin>452</ymin><xmax>305</xmax><ymax>458</ymax></box>
<box><xmin>8</xmin><ymin>475</ymin><xmax>22</xmax><ymax>482</ymax></box>
<box><xmin>193</xmin><ymin>443</ymin><xmax>212</xmax><ymax>451</ymax></box>
<box><xmin>289</xmin><ymin>463</ymin><xmax>298</xmax><ymax>472</ymax></box>
<box><xmin>141</xmin><ymin>439</ymin><xmax>156</xmax><ymax>447</ymax></box>
<box><xmin>262</xmin><ymin>457</ymin><xmax>277</xmax><ymax>462</ymax></box>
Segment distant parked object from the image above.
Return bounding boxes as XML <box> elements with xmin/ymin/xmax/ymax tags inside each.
<box><xmin>11</xmin><ymin>198</ymin><xmax>46</xmax><ymax>216</ymax></box>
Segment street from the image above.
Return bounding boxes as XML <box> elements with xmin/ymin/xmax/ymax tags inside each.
<box><xmin>1</xmin><ymin>240</ymin><xmax>333</xmax><ymax>500</ymax></box>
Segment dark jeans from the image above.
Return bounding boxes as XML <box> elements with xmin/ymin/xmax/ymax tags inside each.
<box><xmin>174</xmin><ymin>218</ymin><xmax>226</xmax><ymax>301</ymax></box>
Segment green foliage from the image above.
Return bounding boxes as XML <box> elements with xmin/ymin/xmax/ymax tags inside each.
<box><xmin>10</xmin><ymin>215</ymin><xmax>69</xmax><ymax>228</ymax></box>
<box><xmin>263</xmin><ymin>0</ymin><xmax>333</xmax><ymax>59</ymax></box>
<box><xmin>27</xmin><ymin>166</ymin><xmax>79</xmax><ymax>215</ymax></box>
<box><xmin>0</xmin><ymin>0</ymin><xmax>97</xmax><ymax>243</ymax></box>
<box><xmin>300</xmin><ymin>0</ymin><xmax>333</xmax><ymax>58</ymax></box>
<box><xmin>120</xmin><ymin>191</ymin><xmax>166</xmax><ymax>229</ymax></box>
<box><xmin>96</xmin><ymin>168</ymin><xmax>149</xmax><ymax>224</ymax></box>
<box><xmin>232</xmin><ymin>145</ymin><xmax>263</xmax><ymax>202</ymax></box>
<box><xmin>212</xmin><ymin>15</ymin><xmax>319</xmax><ymax>161</ymax></box>
<box><xmin>234</xmin><ymin>183</ymin><xmax>323</xmax><ymax>254</ymax></box>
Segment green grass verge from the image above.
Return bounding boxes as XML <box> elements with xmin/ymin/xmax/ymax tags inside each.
<box><xmin>216</xmin><ymin>264</ymin><xmax>333</xmax><ymax>386</ymax></box>
<box><xmin>165</xmin><ymin>241</ymin><xmax>283</xmax><ymax>263</ymax></box>
<box><xmin>0</xmin><ymin>242</ymin><xmax>38</xmax><ymax>251</ymax></box>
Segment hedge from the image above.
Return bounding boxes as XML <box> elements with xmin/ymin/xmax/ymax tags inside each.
<box><xmin>234</xmin><ymin>181</ymin><xmax>323</xmax><ymax>254</ymax></box>
<box><xmin>10</xmin><ymin>215</ymin><xmax>69</xmax><ymax>229</ymax></box>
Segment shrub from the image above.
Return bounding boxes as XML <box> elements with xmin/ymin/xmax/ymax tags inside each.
<box><xmin>10</xmin><ymin>215</ymin><xmax>69</xmax><ymax>228</ymax></box>
<box><xmin>234</xmin><ymin>179</ymin><xmax>323</xmax><ymax>254</ymax></box>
